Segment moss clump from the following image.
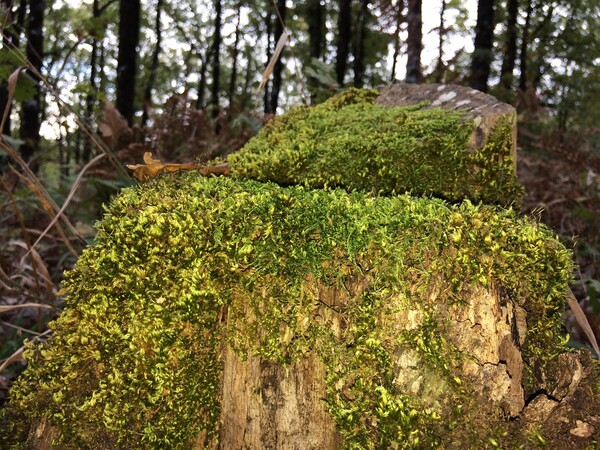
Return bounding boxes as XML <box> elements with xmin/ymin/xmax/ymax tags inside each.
<box><xmin>7</xmin><ymin>173</ymin><xmax>571</xmax><ymax>448</ymax></box>
<box><xmin>229</xmin><ymin>88</ymin><xmax>523</xmax><ymax>205</ymax></box>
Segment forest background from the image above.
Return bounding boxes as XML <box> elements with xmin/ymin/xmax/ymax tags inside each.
<box><xmin>0</xmin><ymin>0</ymin><xmax>600</xmax><ymax>406</ymax></box>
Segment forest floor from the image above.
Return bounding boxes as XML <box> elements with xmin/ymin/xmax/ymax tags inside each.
<box><xmin>1</xmin><ymin>122</ymin><xmax>600</xmax><ymax>407</ymax></box>
<box><xmin>518</xmin><ymin>128</ymin><xmax>600</xmax><ymax>346</ymax></box>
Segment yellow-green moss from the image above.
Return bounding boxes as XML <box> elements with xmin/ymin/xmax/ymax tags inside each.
<box><xmin>229</xmin><ymin>88</ymin><xmax>523</xmax><ymax>205</ymax></box>
<box><xmin>6</xmin><ymin>172</ymin><xmax>571</xmax><ymax>448</ymax></box>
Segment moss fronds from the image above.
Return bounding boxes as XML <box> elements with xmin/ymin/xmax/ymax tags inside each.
<box><xmin>8</xmin><ymin>173</ymin><xmax>571</xmax><ymax>448</ymax></box>
<box><xmin>229</xmin><ymin>88</ymin><xmax>523</xmax><ymax>205</ymax></box>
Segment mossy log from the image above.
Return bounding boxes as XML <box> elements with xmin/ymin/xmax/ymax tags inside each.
<box><xmin>2</xmin><ymin>87</ymin><xmax>600</xmax><ymax>449</ymax></box>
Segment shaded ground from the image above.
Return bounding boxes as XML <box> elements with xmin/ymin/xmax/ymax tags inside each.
<box><xmin>518</xmin><ymin>129</ymin><xmax>600</xmax><ymax>349</ymax></box>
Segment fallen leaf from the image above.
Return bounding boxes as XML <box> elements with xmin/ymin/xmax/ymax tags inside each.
<box><xmin>127</xmin><ymin>152</ymin><xmax>230</xmax><ymax>182</ymax></box>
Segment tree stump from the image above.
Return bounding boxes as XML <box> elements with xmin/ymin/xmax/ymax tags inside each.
<box><xmin>2</xmin><ymin>86</ymin><xmax>600</xmax><ymax>449</ymax></box>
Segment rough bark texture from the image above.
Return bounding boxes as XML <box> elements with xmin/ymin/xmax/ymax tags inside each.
<box><xmin>214</xmin><ymin>345</ymin><xmax>342</xmax><ymax>449</ymax></box>
<box><xmin>116</xmin><ymin>0</ymin><xmax>140</xmax><ymax>125</ymax></box>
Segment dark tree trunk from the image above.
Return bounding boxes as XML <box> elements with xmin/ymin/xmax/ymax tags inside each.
<box><xmin>210</xmin><ymin>0</ymin><xmax>222</xmax><ymax>119</ymax></box>
<box><xmin>470</xmin><ymin>0</ymin><xmax>495</xmax><ymax>93</ymax></box>
<box><xmin>82</xmin><ymin>0</ymin><xmax>101</xmax><ymax>162</ymax></box>
<box><xmin>405</xmin><ymin>0</ymin><xmax>422</xmax><ymax>84</ymax></box>
<box><xmin>499</xmin><ymin>0</ymin><xmax>518</xmax><ymax>91</ymax></box>
<box><xmin>242</xmin><ymin>45</ymin><xmax>253</xmax><ymax>109</ymax></box>
<box><xmin>141</xmin><ymin>0</ymin><xmax>163</xmax><ymax>126</ymax></box>
<box><xmin>434</xmin><ymin>0</ymin><xmax>447</xmax><ymax>83</ymax></box>
<box><xmin>116</xmin><ymin>0</ymin><xmax>141</xmax><ymax>125</ymax></box>
<box><xmin>390</xmin><ymin>0</ymin><xmax>404</xmax><ymax>82</ymax></box>
<box><xmin>307</xmin><ymin>0</ymin><xmax>325</xmax><ymax>61</ymax></box>
<box><xmin>269</xmin><ymin>0</ymin><xmax>286</xmax><ymax>113</ymax></box>
<box><xmin>196</xmin><ymin>46</ymin><xmax>213</xmax><ymax>110</ymax></box>
<box><xmin>518</xmin><ymin>2</ymin><xmax>533</xmax><ymax>92</ymax></box>
<box><xmin>306</xmin><ymin>0</ymin><xmax>325</xmax><ymax>101</ymax></box>
<box><xmin>19</xmin><ymin>0</ymin><xmax>44</xmax><ymax>166</ymax></box>
<box><xmin>263</xmin><ymin>6</ymin><xmax>273</xmax><ymax>114</ymax></box>
<box><xmin>353</xmin><ymin>0</ymin><xmax>369</xmax><ymax>87</ymax></box>
<box><xmin>0</xmin><ymin>0</ymin><xmax>18</xmax><ymax>135</ymax></box>
<box><xmin>228</xmin><ymin>1</ymin><xmax>242</xmax><ymax>108</ymax></box>
<box><xmin>335</xmin><ymin>0</ymin><xmax>352</xmax><ymax>86</ymax></box>
<box><xmin>99</xmin><ymin>41</ymin><xmax>107</xmax><ymax>96</ymax></box>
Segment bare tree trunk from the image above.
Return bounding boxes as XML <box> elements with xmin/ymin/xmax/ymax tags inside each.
<box><xmin>470</xmin><ymin>0</ymin><xmax>495</xmax><ymax>92</ymax></box>
<box><xmin>0</xmin><ymin>0</ymin><xmax>18</xmax><ymax>136</ymax></box>
<box><xmin>196</xmin><ymin>46</ymin><xmax>213</xmax><ymax>110</ymax></box>
<box><xmin>263</xmin><ymin>5</ymin><xmax>273</xmax><ymax>114</ymax></box>
<box><xmin>352</xmin><ymin>0</ymin><xmax>369</xmax><ymax>88</ymax></box>
<box><xmin>82</xmin><ymin>0</ymin><xmax>101</xmax><ymax>163</ymax></box>
<box><xmin>389</xmin><ymin>0</ymin><xmax>404</xmax><ymax>82</ymax></box>
<box><xmin>306</xmin><ymin>0</ymin><xmax>325</xmax><ymax>101</ymax></box>
<box><xmin>228</xmin><ymin>1</ymin><xmax>242</xmax><ymax>108</ymax></box>
<box><xmin>211</xmin><ymin>0</ymin><xmax>222</xmax><ymax>119</ymax></box>
<box><xmin>335</xmin><ymin>0</ymin><xmax>352</xmax><ymax>86</ymax></box>
<box><xmin>518</xmin><ymin>1</ymin><xmax>533</xmax><ymax>92</ymax></box>
<box><xmin>116</xmin><ymin>0</ymin><xmax>141</xmax><ymax>125</ymax></box>
<box><xmin>19</xmin><ymin>0</ymin><xmax>45</xmax><ymax>166</ymax></box>
<box><xmin>499</xmin><ymin>0</ymin><xmax>518</xmax><ymax>92</ymax></box>
<box><xmin>141</xmin><ymin>0</ymin><xmax>164</xmax><ymax>127</ymax></box>
<box><xmin>241</xmin><ymin>45</ymin><xmax>253</xmax><ymax>109</ymax></box>
<box><xmin>434</xmin><ymin>0</ymin><xmax>447</xmax><ymax>83</ymax></box>
<box><xmin>269</xmin><ymin>0</ymin><xmax>286</xmax><ymax>113</ymax></box>
<box><xmin>405</xmin><ymin>0</ymin><xmax>422</xmax><ymax>84</ymax></box>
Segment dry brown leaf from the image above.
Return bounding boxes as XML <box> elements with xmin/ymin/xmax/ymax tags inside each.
<box><xmin>10</xmin><ymin>240</ymin><xmax>53</xmax><ymax>288</ymax></box>
<box><xmin>99</xmin><ymin>102</ymin><xmax>129</xmax><ymax>148</ymax></box>
<box><xmin>1</xmin><ymin>67</ymin><xmax>27</xmax><ymax>132</ymax></box>
<box><xmin>127</xmin><ymin>152</ymin><xmax>230</xmax><ymax>182</ymax></box>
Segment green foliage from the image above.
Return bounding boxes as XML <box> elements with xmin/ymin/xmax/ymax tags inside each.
<box><xmin>229</xmin><ymin>88</ymin><xmax>523</xmax><ymax>205</ymax></box>
<box><xmin>7</xmin><ymin>170</ymin><xmax>573</xmax><ymax>448</ymax></box>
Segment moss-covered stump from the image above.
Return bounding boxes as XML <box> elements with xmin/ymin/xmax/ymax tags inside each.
<box><xmin>229</xmin><ymin>86</ymin><xmax>522</xmax><ymax>205</ymax></box>
<box><xmin>3</xmin><ymin>173</ymin><xmax>600</xmax><ymax>449</ymax></box>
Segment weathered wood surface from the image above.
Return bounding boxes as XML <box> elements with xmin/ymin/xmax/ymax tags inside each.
<box><xmin>377</xmin><ymin>83</ymin><xmax>518</xmax><ymax>171</ymax></box>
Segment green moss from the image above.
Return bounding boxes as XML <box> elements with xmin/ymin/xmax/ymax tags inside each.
<box><xmin>229</xmin><ymin>88</ymin><xmax>523</xmax><ymax>205</ymax></box>
<box><xmin>8</xmin><ymin>173</ymin><xmax>571</xmax><ymax>448</ymax></box>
